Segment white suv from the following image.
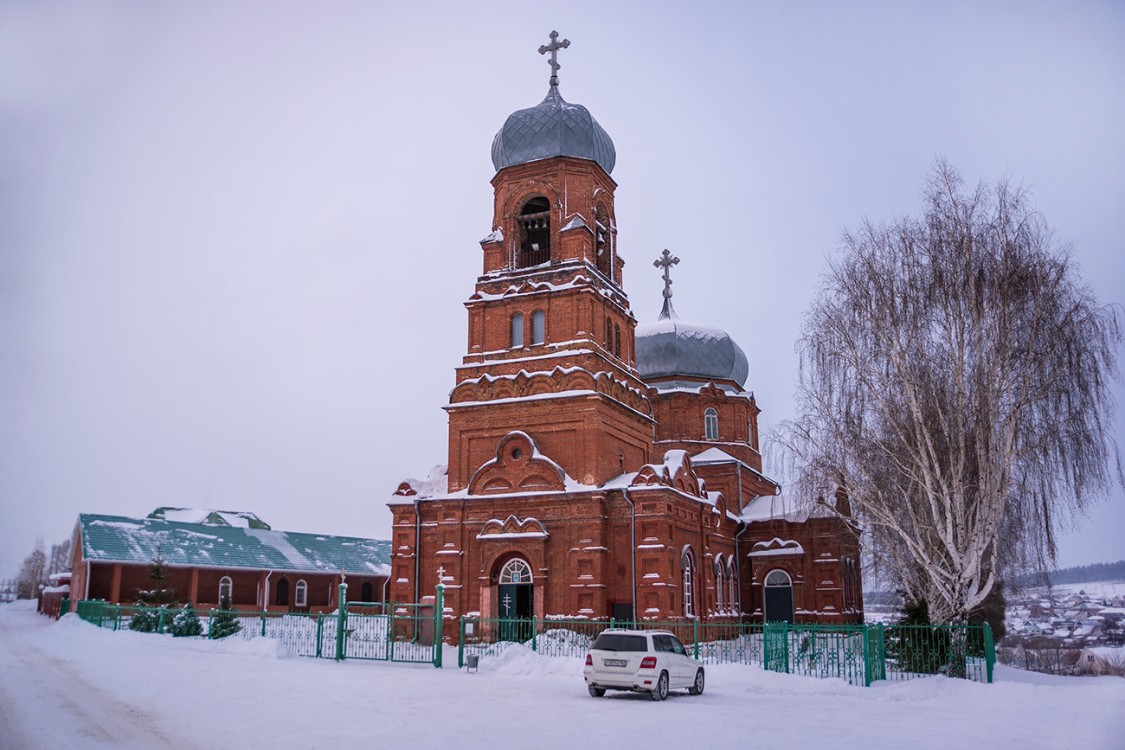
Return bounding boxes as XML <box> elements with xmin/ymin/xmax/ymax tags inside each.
<box><xmin>583</xmin><ymin>629</ymin><xmax>705</xmax><ymax>700</ymax></box>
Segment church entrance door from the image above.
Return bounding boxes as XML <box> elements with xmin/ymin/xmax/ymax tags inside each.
<box><xmin>764</xmin><ymin>569</ymin><xmax>794</xmax><ymax>623</ymax></box>
<box><xmin>497</xmin><ymin>558</ymin><xmax>534</xmax><ymax>642</ymax></box>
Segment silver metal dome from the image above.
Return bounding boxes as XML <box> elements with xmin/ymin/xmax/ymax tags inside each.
<box><xmin>635</xmin><ymin>314</ymin><xmax>750</xmax><ymax>389</ymax></box>
<box><xmin>491</xmin><ymin>86</ymin><xmax>616</xmax><ymax>174</ymax></box>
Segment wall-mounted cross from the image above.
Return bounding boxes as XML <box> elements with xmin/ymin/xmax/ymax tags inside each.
<box><xmin>538</xmin><ymin>30</ymin><xmax>570</xmax><ymax>87</ymax></box>
<box><xmin>437</xmin><ymin>565</ymin><xmax>447</xmax><ymax>583</ymax></box>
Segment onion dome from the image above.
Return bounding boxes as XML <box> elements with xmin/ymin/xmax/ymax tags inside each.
<box><xmin>491</xmin><ymin>85</ymin><xmax>616</xmax><ymax>175</ymax></box>
<box><xmin>635</xmin><ymin>313</ymin><xmax>750</xmax><ymax>389</ymax></box>
<box><xmin>635</xmin><ymin>248</ymin><xmax>749</xmax><ymax>388</ymax></box>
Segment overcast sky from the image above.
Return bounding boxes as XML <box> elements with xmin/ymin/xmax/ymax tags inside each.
<box><xmin>2</xmin><ymin>1</ymin><xmax>1122</xmax><ymax>579</ymax></box>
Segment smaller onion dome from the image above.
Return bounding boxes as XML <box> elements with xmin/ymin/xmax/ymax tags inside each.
<box><xmin>635</xmin><ymin>313</ymin><xmax>750</xmax><ymax>389</ymax></box>
<box><xmin>491</xmin><ymin>86</ymin><xmax>616</xmax><ymax>175</ymax></box>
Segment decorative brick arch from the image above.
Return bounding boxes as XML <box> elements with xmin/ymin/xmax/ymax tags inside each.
<box><xmin>467</xmin><ymin>431</ymin><xmax>566</xmax><ymax>495</ymax></box>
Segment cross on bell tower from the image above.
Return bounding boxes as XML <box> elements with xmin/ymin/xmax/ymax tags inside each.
<box><xmin>654</xmin><ymin>249</ymin><xmax>680</xmax><ymax>320</ymax></box>
<box><xmin>538</xmin><ymin>30</ymin><xmax>570</xmax><ymax>87</ymax></box>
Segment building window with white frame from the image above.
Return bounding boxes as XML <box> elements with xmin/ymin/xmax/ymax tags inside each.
<box><xmin>295</xmin><ymin>579</ymin><xmax>308</xmax><ymax>608</ymax></box>
<box><xmin>728</xmin><ymin>559</ymin><xmax>738</xmax><ymax>612</ymax></box>
<box><xmin>681</xmin><ymin>548</ymin><xmax>696</xmax><ymax>618</ymax></box>
<box><xmin>704</xmin><ymin>408</ymin><xmax>719</xmax><ymax>440</ymax></box>
<box><xmin>531</xmin><ymin>310</ymin><xmax>545</xmax><ymax>345</ymax></box>
<box><xmin>511</xmin><ymin>313</ymin><xmax>524</xmax><ymax>348</ymax></box>
<box><xmin>714</xmin><ymin>558</ymin><xmax>725</xmax><ymax>610</ymax></box>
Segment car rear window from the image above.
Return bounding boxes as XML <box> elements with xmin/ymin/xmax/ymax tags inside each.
<box><xmin>592</xmin><ymin>633</ymin><xmax>648</xmax><ymax>652</ymax></box>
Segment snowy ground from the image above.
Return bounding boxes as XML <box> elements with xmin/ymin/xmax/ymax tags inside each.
<box><xmin>1</xmin><ymin>600</ymin><xmax>1123</xmax><ymax>750</ymax></box>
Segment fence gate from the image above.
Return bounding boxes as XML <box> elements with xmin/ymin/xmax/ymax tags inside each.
<box><xmin>342</xmin><ymin>602</ymin><xmax>439</xmax><ymax>665</ymax></box>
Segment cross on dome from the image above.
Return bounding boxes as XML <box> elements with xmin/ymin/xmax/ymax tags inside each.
<box><xmin>538</xmin><ymin>30</ymin><xmax>570</xmax><ymax>87</ymax></box>
<box><xmin>654</xmin><ymin>249</ymin><xmax>680</xmax><ymax>319</ymax></box>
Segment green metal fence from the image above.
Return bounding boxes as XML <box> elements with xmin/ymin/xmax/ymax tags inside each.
<box><xmin>75</xmin><ymin>592</ymin><xmax>443</xmax><ymax>667</ymax></box>
<box><xmin>457</xmin><ymin>617</ymin><xmax>994</xmax><ymax>686</ymax></box>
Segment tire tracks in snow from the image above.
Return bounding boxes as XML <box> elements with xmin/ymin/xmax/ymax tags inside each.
<box><xmin>0</xmin><ymin>614</ymin><xmax>199</xmax><ymax>750</ymax></box>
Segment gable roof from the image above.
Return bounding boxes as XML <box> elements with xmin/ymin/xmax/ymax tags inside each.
<box><xmin>77</xmin><ymin>513</ymin><xmax>391</xmax><ymax>576</ymax></box>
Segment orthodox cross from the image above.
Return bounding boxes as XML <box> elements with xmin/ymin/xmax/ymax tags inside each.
<box><xmin>538</xmin><ymin>30</ymin><xmax>570</xmax><ymax>87</ymax></box>
<box><xmin>436</xmin><ymin>565</ymin><xmax>447</xmax><ymax>583</ymax></box>
<box><xmin>654</xmin><ymin>249</ymin><xmax>680</xmax><ymax>319</ymax></box>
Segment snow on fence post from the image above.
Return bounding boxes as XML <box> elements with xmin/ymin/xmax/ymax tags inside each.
<box><xmin>434</xmin><ymin>583</ymin><xmax>444</xmax><ymax>669</ymax></box>
<box><xmin>335</xmin><ymin>581</ymin><xmax>348</xmax><ymax>661</ymax></box>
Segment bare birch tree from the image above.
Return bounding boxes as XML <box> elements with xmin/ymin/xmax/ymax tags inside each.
<box><xmin>780</xmin><ymin>162</ymin><xmax>1121</xmax><ymax>624</ymax></box>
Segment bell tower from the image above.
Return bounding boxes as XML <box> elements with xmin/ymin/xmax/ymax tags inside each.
<box><xmin>446</xmin><ymin>32</ymin><xmax>654</xmax><ymax>492</ymax></box>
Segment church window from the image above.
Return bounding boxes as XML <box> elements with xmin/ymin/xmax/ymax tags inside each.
<box><xmin>218</xmin><ymin>576</ymin><xmax>232</xmax><ymax>603</ymax></box>
<box><xmin>681</xmin><ymin>548</ymin><xmax>696</xmax><ymax>618</ymax></box>
<box><xmin>704</xmin><ymin>408</ymin><xmax>719</xmax><ymax>440</ymax></box>
<box><xmin>295</xmin><ymin>580</ymin><xmax>308</xmax><ymax>608</ymax></box>
<box><xmin>613</xmin><ymin>324</ymin><xmax>621</xmax><ymax>357</ymax></box>
<box><xmin>595</xmin><ymin>205</ymin><xmax>611</xmax><ymax>276</ymax></box>
<box><xmin>728</xmin><ymin>560</ymin><xmax>739</xmax><ymax>612</ymax></box>
<box><xmin>517</xmin><ymin>197</ymin><xmax>551</xmax><ymax>268</ymax></box>
<box><xmin>605</xmin><ymin>318</ymin><xmax>612</xmax><ymax>350</ymax></box>
<box><xmin>713</xmin><ymin>558</ymin><xmax>724</xmax><ymax>610</ymax></box>
<box><xmin>499</xmin><ymin>557</ymin><xmax>533</xmax><ymax>584</ymax></box>
<box><xmin>511</xmin><ymin>313</ymin><xmax>525</xmax><ymax>348</ymax></box>
<box><xmin>531</xmin><ymin>310</ymin><xmax>546</xmax><ymax>345</ymax></box>
<box><xmin>275</xmin><ymin>577</ymin><xmax>289</xmax><ymax>606</ymax></box>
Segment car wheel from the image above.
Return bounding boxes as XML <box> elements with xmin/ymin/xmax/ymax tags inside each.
<box><xmin>650</xmin><ymin>671</ymin><xmax>669</xmax><ymax>701</ymax></box>
<box><xmin>588</xmin><ymin>685</ymin><xmax>605</xmax><ymax>698</ymax></box>
<box><xmin>688</xmin><ymin>668</ymin><xmax>705</xmax><ymax>696</ymax></box>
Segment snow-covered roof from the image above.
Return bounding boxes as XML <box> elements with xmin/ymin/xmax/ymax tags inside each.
<box><xmin>147</xmin><ymin>507</ymin><xmax>270</xmax><ymax>529</ymax></box>
<box><xmin>739</xmin><ymin>494</ymin><xmax>830</xmax><ymax>523</ymax></box>
<box><xmin>78</xmin><ymin>513</ymin><xmax>391</xmax><ymax>576</ymax></box>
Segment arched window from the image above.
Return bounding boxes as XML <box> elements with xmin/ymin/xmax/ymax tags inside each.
<box><xmin>704</xmin><ymin>408</ymin><xmax>719</xmax><ymax>440</ymax></box>
<box><xmin>531</xmin><ymin>310</ymin><xmax>546</xmax><ymax>345</ymax></box>
<box><xmin>499</xmin><ymin>558</ymin><xmax>533</xmax><ymax>584</ymax></box>
<box><xmin>605</xmin><ymin>318</ymin><xmax>613</xmax><ymax>351</ymax></box>
<box><xmin>511</xmin><ymin>313</ymin><xmax>524</xmax><ymax>348</ymax></box>
<box><xmin>517</xmin><ymin>197</ymin><xmax>550</xmax><ymax>267</ymax></box>
<box><xmin>613</xmin><ymin>324</ymin><xmax>621</xmax><ymax>357</ymax></box>
<box><xmin>275</xmin><ymin>577</ymin><xmax>289</xmax><ymax>606</ymax></box>
<box><xmin>218</xmin><ymin>576</ymin><xmax>232</xmax><ymax>604</ymax></box>
<box><xmin>295</xmin><ymin>580</ymin><xmax>308</xmax><ymax>608</ymax></box>
<box><xmin>713</xmin><ymin>558</ymin><xmax>725</xmax><ymax>610</ymax></box>
<box><xmin>594</xmin><ymin>205</ymin><xmax>611</xmax><ymax>276</ymax></box>
<box><xmin>727</xmin><ymin>560</ymin><xmax>739</xmax><ymax>612</ymax></box>
<box><xmin>681</xmin><ymin>548</ymin><xmax>696</xmax><ymax>617</ymax></box>
<box><xmin>361</xmin><ymin>581</ymin><xmax>374</xmax><ymax>603</ymax></box>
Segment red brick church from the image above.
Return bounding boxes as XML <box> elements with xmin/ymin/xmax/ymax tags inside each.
<box><xmin>389</xmin><ymin>33</ymin><xmax>862</xmax><ymax>626</ymax></box>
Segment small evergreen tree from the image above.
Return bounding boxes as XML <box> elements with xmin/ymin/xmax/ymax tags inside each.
<box><xmin>129</xmin><ymin>603</ymin><xmax>159</xmax><ymax>633</ymax></box>
<box><xmin>208</xmin><ymin>594</ymin><xmax>241</xmax><ymax>639</ymax></box>
<box><xmin>136</xmin><ymin>553</ymin><xmax>176</xmax><ymax>606</ymax></box>
<box><xmin>170</xmin><ymin>604</ymin><xmax>203</xmax><ymax>637</ymax></box>
<box><xmin>886</xmin><ymin>596</ymin><xmax>951</xmax><ymax>675</ymax></box>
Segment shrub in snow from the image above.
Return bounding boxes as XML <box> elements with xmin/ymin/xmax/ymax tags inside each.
<box><xmin>209</xmin><ymin>595</ymin><xmax>242</xmax><ymax>639</ymax></box>
<box><xmin>129</xmin><ymin>604</ymin><xmax>160</xmax><ymax>633</ymax></box>
<box><xmin>170</xmin><ymin>605</ymin><xmax>203</xmax><ymax>637</ymax></box>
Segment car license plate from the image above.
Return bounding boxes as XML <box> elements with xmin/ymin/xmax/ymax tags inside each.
<box><xmin>604</xmin><ymin>659</ymin><xmax>628</xmax><ymax>667</ymax></box>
